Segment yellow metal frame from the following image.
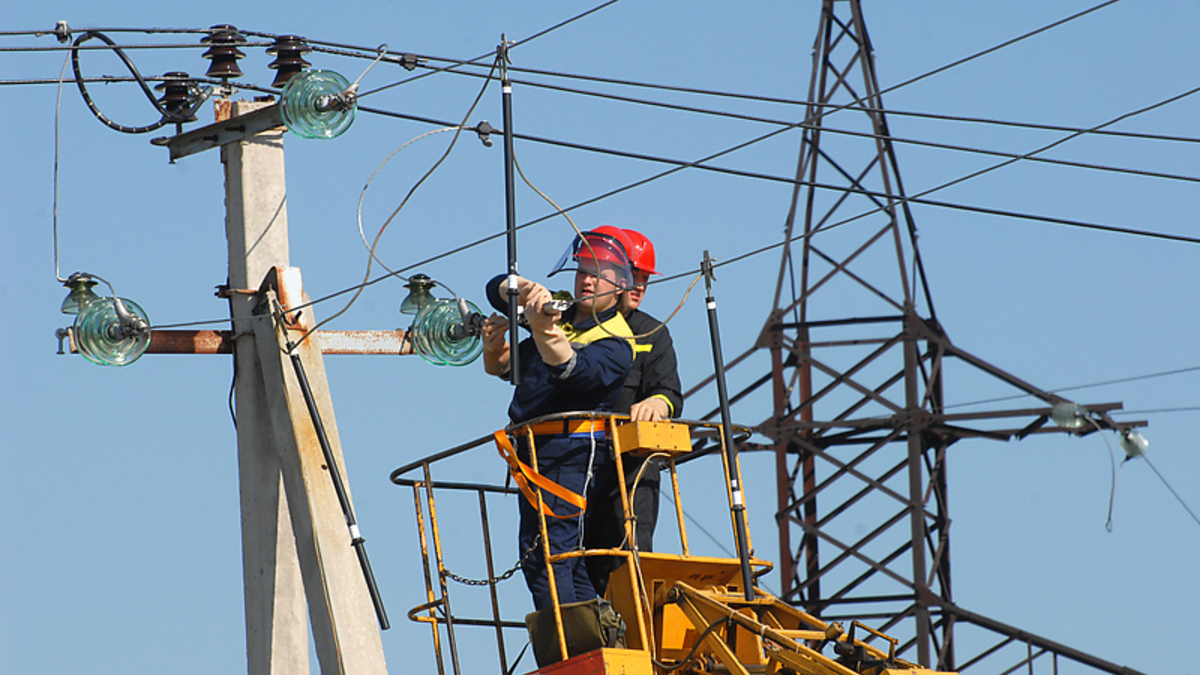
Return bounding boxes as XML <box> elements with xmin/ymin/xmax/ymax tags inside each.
<box><xmin>393</xmin><ymin>413</ymin><xmax>957</xmax><ymax>675</ymax></box>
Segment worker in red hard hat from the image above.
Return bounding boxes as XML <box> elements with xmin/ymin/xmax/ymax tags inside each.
<box><xmin>479</xmin><ymin>227</ymin><xmax>637</xmax><ymax>610</ymax></box>
<box><xmin>585</xmin><ymin>226</ymin><xmax>683</xmax><ymax>596</ymax></box>
<box><xmin>616</xmin><ymin>228</ymin><xmax>681</xmax><ymax>421</ymax></box>
<box><xmin>546</xmin><ymin>225</ymin><xmax>636</xmax><ymax>297</ymax></box>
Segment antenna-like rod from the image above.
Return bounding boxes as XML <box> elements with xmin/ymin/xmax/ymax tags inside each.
<box><xmin>498</xmin><ymin>34</ymin><xmax>521</xmax><ymax>386</ymax></box>
<box><xmin>702</xmin><ymin>250</ymin><xmax>755</xmax><ymax>602</ymax></box>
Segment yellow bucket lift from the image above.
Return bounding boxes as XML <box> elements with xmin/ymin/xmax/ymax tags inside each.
<box><xmin>391</xmin><ymin>413</ymin><xmax>956</xmax><ymax>675</ymax></box>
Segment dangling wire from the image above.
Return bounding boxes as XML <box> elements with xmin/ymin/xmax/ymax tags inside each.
<box><xmin>1140</xmin><ymin>453</ymin><xmax>1200</xmax><ymax>529</ymax></box>
<box><xmin>52</xmin><ymin>49</ymin><xmax>70</xmax><ymax>283</ymax></box>
<box><xmin>1080</xmin><ymin>416</ymin><xmax>1122</xmax><ymax>532</ymax></box>
<box><xmin>1086</xmin><ymin>417</ymin><xmax>1200</xmax><ymax>532</ymax></box>
<box><xmin>356</xmin><ymin>126</ymin><xmax>464</xmax><ymax>275</ymax></box>
<box><xmin>510</xmin><ymin>149</ymin><xmax>704</xmax><ymax>342</ymax></box>
<box><xmin>290</xmin><ymin>56</ymin><xmax>499</xmax><ymax>350</ymax></box>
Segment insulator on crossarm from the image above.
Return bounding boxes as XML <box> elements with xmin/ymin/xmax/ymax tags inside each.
<box><xmin>154</xmin><ymin>72</ymin><xmax>198</xmax><ymax>122</ymax></box>
<box><xmin>201</xmin><ymin>24</ymin><xmax>247</xmax><ymax>81</ymax></box>
<box><xmin>73</xmin><ymin>295</ymin><xmax>151</xmax><ymax>366</ymax></box>
<box><xmin>60</xmin><ymin>273</ymin><xmax>100</xmax><ymax>315</ymax></box>
<box><xmin>410</xmin><ymin>298</ymin><xmax>484</xmax><ymax>367</ymax></box>
<box><xmin>279</xmin><ymin>69</ymin><xmax>356</xmax><ymax>139</ymax></box>
<box><xmin>1050</xmin><ymin>401</ymin><xmax>1088</xmax><ymax>431</ymax></box>
<box><xmin>400</xmin><ymin>274</ymin><xmax>436</xmax><ymax>315</ymax></box>
<box><xmin>267</xmin><ymin>35</ymin><xmax>313</xmax><ymax>88</ymax></box>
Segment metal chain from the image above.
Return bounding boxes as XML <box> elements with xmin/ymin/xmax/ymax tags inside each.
<box><xmin>443</xmin><ymin>535</ymin><xmax>541</xmax><ymax>587</ymax></box>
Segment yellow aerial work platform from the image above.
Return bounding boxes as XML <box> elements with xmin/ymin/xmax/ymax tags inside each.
<box><xmin>391</xmin><ymin>414</ymin><xmax>957</xmax><ymax>675</ymax></box>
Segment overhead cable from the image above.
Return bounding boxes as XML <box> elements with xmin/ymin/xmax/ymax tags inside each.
<box><xmin>356</xmin><ymin>0</ymin><xmax>622</xmax><ymax>99</ymax></box>
<box><xmin>291</xmin><ymin>77</ymin><xmax>1200</xmax><ymax>319</ymax></box>
<box><xmin>455</xmin><ymin>72</ymin><xmax>1200</xmax><ymax>187</ymax></box>
<box><xmin>359</xmin><ymin>87</ymin><xmax>1200</xmax><ymax>247</ymax></box>
<box><xmin>948</xmin><ymin>365</ymin><xmax>1200</xmax><ymax>410</ymax></box>
<box><xmin>373</xmin><ymin>0</ymin><xmax>1128</xmax><ymax>141</ymax></box>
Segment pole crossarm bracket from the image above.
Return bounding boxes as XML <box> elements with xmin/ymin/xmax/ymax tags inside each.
<box><xmin>141</xmin><ymin>329</ymin><xmax>414</xmax><ymax>355</ymax></box>
<box><xmin>151</xmin><ymin>100</ymin><xmax>284</xmax><ymax>162</ymax></box>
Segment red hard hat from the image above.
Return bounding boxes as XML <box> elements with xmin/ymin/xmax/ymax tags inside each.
<box><xmin>622</xmin><ymin>228</ymin><xmax>659</xmax><ymax>276</ymax></box>
<box><xmin>547</xmin><ymin>225</ymin><xmax>635</xmax><ymax>289</ymax></box>
<box><xmin>583</xmin><ymin>225</ymin><xmax>635</xmax><ymax>266</ymax></box>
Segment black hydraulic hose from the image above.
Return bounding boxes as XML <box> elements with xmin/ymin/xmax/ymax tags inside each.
<box><xmin>287</xmin><ymin>346</ymin><xmax>390</xmax><ymax>630</ymax></box>
<box><xmin>701</xmin><ymin>251</ymin><xmax>755</xmax><ymax>603</ymax></box>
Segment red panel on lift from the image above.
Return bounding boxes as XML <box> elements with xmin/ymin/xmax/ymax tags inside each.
<box><xmin>530</xmin><ymin>648</ymin><xmax>652</xmax><ymax>675</ymax></box>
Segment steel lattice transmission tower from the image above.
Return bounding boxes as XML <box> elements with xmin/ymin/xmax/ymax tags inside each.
<box><xmin>763</xmin><ymin>2</ymin><xmax>949</xmax><ymax>663</ymax></box>
<box><xmin>687</xmin><ymin>2</ymin><xmax>1146</xmax><ymax>672</ymax></box>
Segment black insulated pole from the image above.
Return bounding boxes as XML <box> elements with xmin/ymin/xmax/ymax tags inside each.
<box><xmin>287</xmin><ymin>346</ymin><xmax>390</xmax><ymax>630</ymax></box>
<box><xmin>702</xmin><ymin>251</ymin><xmax>756</xmax><ymax>602</ymax></box>
<box><xmin>499</xmin><ymin>35</ymin><xmax>521</xmax><ymax>386</ymax></box>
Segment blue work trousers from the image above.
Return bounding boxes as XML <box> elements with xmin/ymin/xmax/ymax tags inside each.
<box><xmin>518</xmin><ymin>435</ymin><xmax>609</xmax><ymax>609</ymax></box>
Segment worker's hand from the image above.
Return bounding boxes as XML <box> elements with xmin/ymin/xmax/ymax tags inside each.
<box><xmin>497</xmin><ymin>274</ymin><xmax>532</xmax><ymax>300</ymax></box>
<box><xmin>522</xmin><ymin>283</ymin><xmax>561</xmax><ymax>335</ymax></box>
<box><xmin>481</xmin><ymin>314</ymin><xmax>509</xmax><ymax>355</ymax></box>
<box><xmin>521</xmin><ymin>282</ymin><xmax>572</xmax><ymax>367</ymax></box>
<box><xmin>629</xmin><ymin>397</ymin><xmax>670</xmax><ymax>422</ymax></box>
<box><xmin>481</xmin><ymin>314</ymin><xmax>511</xmax><ymax>377</ymax></box>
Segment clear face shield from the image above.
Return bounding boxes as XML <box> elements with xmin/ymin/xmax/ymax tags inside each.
<box><xmin>547</xmin><ymin>232</ymin><xmax>635</xmax><ymax>294</ymax></box>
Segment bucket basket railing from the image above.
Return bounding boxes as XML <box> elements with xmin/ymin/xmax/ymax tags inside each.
<box><xmin>389</xmin><ymin>412</ymin><xmax>766</xmax><ymax>675</ymax></box>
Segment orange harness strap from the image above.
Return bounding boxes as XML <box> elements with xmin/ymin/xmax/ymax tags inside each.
<box><xmin>494</xmin><ymin>430</ymin><xmax>587</xmax><ymax>520</ymax></box>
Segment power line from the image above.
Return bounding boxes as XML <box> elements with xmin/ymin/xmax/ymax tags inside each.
<box><xmin>356</xmin><ymin>0</ymin><xmax>622</xmax><ymax>99</ymax></box>
<box><xmin>0</xmin><ymin>41</ymin><xmax>272</xmax><ymax>52</ymax></box>
<box><xmin>355</xmin><ymin>0</ymin><xmax>1119</xmax><ymax>123</ymax></box>
<box><xmin>13</xmin><ymin>40</ymin><xmax>1195</xmax><ymax>152</ymax></box>
<box><xmin>0</xmin><ymin>26</ymin><xmax>214</xmax><ymax>37</ymax></box>
<box><xmin>946</xmin><ymin>365</ymin><xmax>1200</xmax><ymax>410</ymax></box>
<box><xmin>8</xmin><ymin>1</ymin><xmax>1179</xmax><ymax>164</ymax></box>
<box><xmin>431</xmin><ymin>71</ymin><xmax>1200</xmax><ymax>187</ymax></box>
<box><xmin>27</xmin><ymin>1</ymin><xmax>1196</xmax><ymax>330</ymax></box>
<box><xmin>1141</xmin><ymin>454</ymin><xmax>1200</xmax><ymax>529</ymax></box>
<box><xmin>311</xmin><ymin>76</ymin><xmax>1198</xmax><ymax>317</ymax></box>
<box><xmin>851</xmin><ymin>105</ymin><xmax>1200</xmax><ymax>146</ymax></box>
<box><xmin>1115</xmin><ymin>407</ymin><xmax>1200</xmax><ymax>415</ymax></box>
<box><xmin>509</xmin><ymin>0</ymin><xmax>621</xmax><ymax>49</ymax></box>
<box><xmin>358</xmin><ymin>95</ymin><xmax>1200</xmax><ymax>246</ymax></box>
<box><xmin>357</xmin><ymin>1</ymin><xmax>1126</xmax><ymax>129</ymax></box>
<box><xmin>369</xmin><ymin>52</ymin><xmax>1200</xmax><ymax>150</ymax></box>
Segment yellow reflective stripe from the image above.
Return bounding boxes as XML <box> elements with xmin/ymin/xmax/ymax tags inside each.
<box><xmin>562</xmin><ymin>312</ymin><xmax>636</xmax><ymax>352</ymax></box>
<box><xmin>651</xmin><ymin>393</ymin><xmax>675</xmax><ymax>417</ymax></box>
<box><xmin>632</xmin><ymin>342</ymin><xmax>653</xmax><ymax>354</ymax></box>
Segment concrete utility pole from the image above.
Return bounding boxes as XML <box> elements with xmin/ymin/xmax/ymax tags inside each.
<box><xmin>219</xmin><ymin>99</ymin><xmax>387</xmax><ymax>675</ymax></box>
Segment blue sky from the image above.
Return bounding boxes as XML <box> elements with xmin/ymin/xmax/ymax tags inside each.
<box><xmin>2</xmin><ymin>1</ymin><xmax>1198</xmax><ymax>674</ymax></box>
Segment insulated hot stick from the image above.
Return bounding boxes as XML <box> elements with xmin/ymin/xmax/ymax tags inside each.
<box><xmin>701</xmin><ymin>251</ymin><xmax>756</xmax><ymax>602</ymax></box>
<box><xmin>286</xmin><ymin>343</ymin><xmax>390</xmax><ymax>630</ymax></box>
<box><xmin>498</xmin><ymin>35</ymin><xmax>521</xmax><ymax>386</ymax></box>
